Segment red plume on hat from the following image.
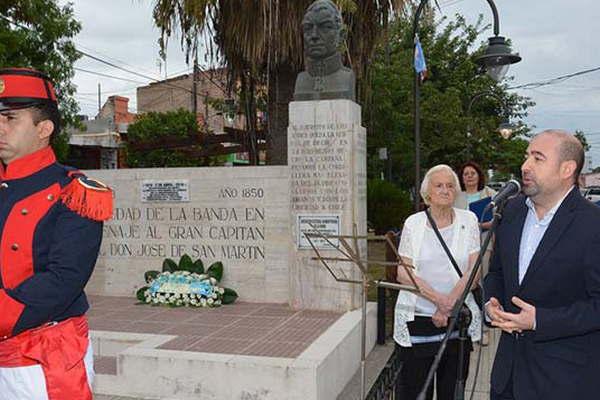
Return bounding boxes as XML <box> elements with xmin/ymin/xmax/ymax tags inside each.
<box><xmin>0</xmin><ymin>68</ymin><xmax>58</xmax><ymax>111</ymax></box>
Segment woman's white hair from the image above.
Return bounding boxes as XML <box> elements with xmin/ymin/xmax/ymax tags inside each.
<box><xmin>420</xmin><ymin>164</ymin><xmax>460</xmax><ymax>205</ymax></box>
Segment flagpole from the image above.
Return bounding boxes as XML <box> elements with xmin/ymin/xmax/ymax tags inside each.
<box><xmin>411</xmin><ymin>0</ymin><xmax>512</xmax><ymax>212</ymax></box>
<box><xmin>412</xmin><ymin>0</ymin><xmax>429</xmax><ymax>212</ymax></box>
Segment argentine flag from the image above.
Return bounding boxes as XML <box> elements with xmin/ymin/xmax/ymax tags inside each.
<box><xmin>414</xmin><ymin>36</ymin><xmax>428</xmax><ymax>81</ymax></box>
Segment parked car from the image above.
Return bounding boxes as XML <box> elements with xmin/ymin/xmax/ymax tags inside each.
<box><xmin>582</xmin><ymin>186</ymin><xmax>600</xmax><ymax>203</ymax></box>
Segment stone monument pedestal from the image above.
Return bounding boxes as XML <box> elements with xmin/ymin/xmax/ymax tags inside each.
<box><xmin>288</xmin><ymin>100</ymin><xmax>367</xmax><ymax>312</ymax></box>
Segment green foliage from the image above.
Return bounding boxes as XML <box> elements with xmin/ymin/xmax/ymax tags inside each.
<box><xmin>162</xmin><ymin>258</ymin><xmax>177</xmax><ymax>272</ymax></box>
<box><xmin>125</xmin><ymin>109</ymin><xmax>225</xmax><ymax>167</ymax></box>
<box><xmin>367</xmin><ymin>179</ymin><xmax>412</xmax><ymax>234</ymax></box>
<box><xmin>222</xmin><ymin>288</ymin><xmax>239</xmax><ymax>305</ymax></box>
<box><xmin>161</xmin><ymin>255</ymin><xmax>222</xmax><ymax>278</ymax></box>
<box><xmin>136</xmin><ymin>286</ymin><xmax>149</xmax><ymax>302</ymax></box>
<box><xmin>366</xmin><ymin>13</ymin><xmax>533</xmax><ymax>190</ymax></box>
<box><xmin>178</xmin><ymin>254</ymin><xmax>194</xmax><ymax>272</ymax></box>
<box><xmin>192</xmin><ymin>259</ymin><xmax>205</xmax><ymax>274</ymax></box>
<box><xmin>144</xmin><ymin>270</ymin><xmax>160</xmax><ymax>283</ymax></box>
<box><xmin>207</xmin><ymin>262</ymin><xmax>224</xmax><ymax>283</ymax></box>
<box><xmin>0</xmin><ymin>1</ymin><xmax>81</xmax><ymax>162</ymax></box>
<box><xmin>575</xmin><ymin>130</ymin><xmax>591</xmax><ymax>152</ymax></box>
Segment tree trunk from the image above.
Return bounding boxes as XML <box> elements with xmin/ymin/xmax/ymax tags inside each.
<box><xmin>266</xmin><ymin>64</ymin><xmax>297</xmax><ymax>165</ymax></box>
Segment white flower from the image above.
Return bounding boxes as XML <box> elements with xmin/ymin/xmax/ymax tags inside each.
<box><xmin>211</xmin><ymin>293</ymin><xmax>218</xmax><ymax>299</ymax></box>
<box><xmin>209</xmin><ymin>278</ymin><xmax>217</xmax><ymax>285</ymax></box>
<box><xmin>191</xmin><ymin>299</ymin><xmax>198</xmax><ymax>305</ymax></box>
<box><xmin>215</xmin><ymin>300</ymin><xmax>222</xmax><ymax>306</ymax></box>
<box><xmin>207</xmin><ymin>298</ymin><xmax>214</xmax><ymax>305</ymax></box>
<box><xmin>200</xmin><ymin>298</ymin><xmax>207</xmax><ymax>306</ymax></box>
<box><xmin>218</xmin><ymin>287</ymin><xmax>225</xmax><ymax>294</ymax></box>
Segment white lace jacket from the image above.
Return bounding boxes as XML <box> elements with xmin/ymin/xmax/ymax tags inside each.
<box><xmin>393</xmin><ymin>208</ymin><xmax>482</xmax><ymax>347</ymax></box>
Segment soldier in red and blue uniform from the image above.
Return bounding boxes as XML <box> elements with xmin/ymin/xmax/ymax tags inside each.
<box><xmin>0</xmin><ymin>68</ymin><xmax>112</xmax><ymax>399</ymax></box>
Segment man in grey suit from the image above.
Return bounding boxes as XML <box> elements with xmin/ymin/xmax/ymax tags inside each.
<box><xmin>485</xmin><ymin>130</ymin><xmax>600</xmax><ymax>399</ymax></box>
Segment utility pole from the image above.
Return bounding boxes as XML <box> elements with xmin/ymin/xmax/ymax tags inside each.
<box><xmin>192</xmin><ymin>59</ymin><xmax>199</xmax><ymax>116</ymax></box>
<box><xmin>204</xmin><ymin>93</ymin><xmax>209</xmax><ymax>130</ymax></box>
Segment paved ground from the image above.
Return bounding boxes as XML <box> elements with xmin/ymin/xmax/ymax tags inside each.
<box><xmin>89</xmin><ymin>294</ymin><xmax>499</xmax><ymax>399</ymax></box>
<box><xmin>88</xmin><ymin>295</ymin><xmax>341</xmax><ymax>364</ymax></box>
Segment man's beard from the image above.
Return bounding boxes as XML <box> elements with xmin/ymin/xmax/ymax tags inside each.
<box><xmin>522</xmin><ymin>181</ymin><xmax>540</xmax><ymax>197</ymax></box>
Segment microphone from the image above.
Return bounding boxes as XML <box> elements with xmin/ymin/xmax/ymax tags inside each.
<box><xmin>490</xmin><ymin>179</ymin><xmax>521</xmax><ymax>207</ymax></box>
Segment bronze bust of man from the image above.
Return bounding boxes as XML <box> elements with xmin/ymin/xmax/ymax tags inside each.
<box><xmin>294</xmin><ymin>0</ymin><xmax>356</xmax><ymax>101</ymax></box>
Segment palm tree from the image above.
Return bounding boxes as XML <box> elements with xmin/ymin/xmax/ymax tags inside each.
<box><xmin>152</xmin><ymin>0</ymin><xmax>408</xmax><ymax>165</ymax></box>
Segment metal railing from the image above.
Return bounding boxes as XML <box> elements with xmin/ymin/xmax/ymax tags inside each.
<box><xmin>366</xmin><ymin>344</ymin><xmax>402</xmax><ymax>400</ymax></box>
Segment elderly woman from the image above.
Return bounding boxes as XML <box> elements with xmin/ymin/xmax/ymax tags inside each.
<box><xmin>394</xmin><ymin>164</ymin><xmax>481</xmax><ymax>400</ymax></box>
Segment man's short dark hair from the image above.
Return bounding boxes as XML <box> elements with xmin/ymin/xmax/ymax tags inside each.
<box><xmin>540</xmin><ymin>130</ymin><xmax>585</xmax><ymax>186</ymax></box>
<box><xmin>30</xmin><ymin>102</ymin><xmax>61</xmax><ymax>144</ymax></box>
<box><xmin>558</xmin><ymin>135</ymin><xmax>584</xmax><ymax>185</ymax></box>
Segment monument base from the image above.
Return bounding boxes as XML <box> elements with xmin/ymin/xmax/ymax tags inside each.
<box><xmin>90</xmin><ymin>296</ymin><xmax>376</xmax><ymax>400</ymax></box>
<box><xmin>288</xmin><ymin>99</ymin><xmax>367</xmax><ymax>312</ymax></box>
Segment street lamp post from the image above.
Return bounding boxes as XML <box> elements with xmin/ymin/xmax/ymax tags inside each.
<box><xmin>465</xmin><ymin>90</ymin><xmax>516</xmax><ymax>159</ymax></box>
<box><xmin>412</xmin><ymin>0</ymin><xmax>521</xmax><ymax>211</ymax></box>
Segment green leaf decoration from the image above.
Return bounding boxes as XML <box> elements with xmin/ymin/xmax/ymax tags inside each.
<box><xmin>207</xmin><ymin>261</ymin><xmax>224</xmax><ymax>282</ymax></box>
<box><xmin>136</xmin><ymin>286</ymin><xmax>149</xmax><ymax>302</ymax></box>
<box><xmin>162</xmin><ymin>258</ymin><xmax>177</xmax><ymax>272</ymax></box>
<box><xmin>178</xmin><ymin>254</ymin><xmax>194</xmax><ymax>271</ymax></box>
<box><xmin>191</xmin><ymin>259</ymin><xmax>204</xmax><ymax>274</ymax></box>
<box><xmin>222</xmin><ymin>288</ymin><xmax>238</xmax><ymax>304</ymax></box>
<box><xmin>144</xmin><ymin>270</ymin><xmax>160</xmax><ymax>283</ymax></box>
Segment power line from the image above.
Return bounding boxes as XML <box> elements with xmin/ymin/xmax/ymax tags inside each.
<box><xmin>75</xmin><ymin>49</ymin><xmax>191</xmax><ymax>91</ymax></box>
<box><xmin>76</xmin><ymin>43</ymin><xmax>170</xmax><ymax>82</ymax></box>
<box><xmin>74</xmin><ymin>67</ymin><xmax>147</xmax><ymax>84</ymax></box>
<box><xmin>76</xmin><ymin>49</ymin><xmax>227</xmax><ymax>95</ymax></box>
<box><xmin>78</xmin><ymin>49</ymin><xmax>227</xmax><ymax>96</ymax></box>
<box><xmin>440</xmin><ymin>0</ymin><xmax>465</xmax><ymax>8</ymax></box>
<box><xmin>0</xmin><ymin>14</ymin><xmax>227</xmax><ymax>95</ymax></box>
<box><xmin>77</xmin><ymin>86</ymin><xmax>139</xmax><ymax>96</ymax></box>
<box><xmin>509</xmin><ymin>66</ymin><xmax>600</xmax><ymax>90</ymax></box>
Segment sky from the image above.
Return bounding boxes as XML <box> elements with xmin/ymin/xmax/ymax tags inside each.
<box><xmin>67</xmin><ymin>0</ymin><xmax>600</xmax><ymax>167</ymax></box>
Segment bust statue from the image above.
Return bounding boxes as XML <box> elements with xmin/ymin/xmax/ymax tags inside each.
<box><xmin>294</xmin><ymin>0</ymin><xmax>356</xmax><ymax>102</ymax></box>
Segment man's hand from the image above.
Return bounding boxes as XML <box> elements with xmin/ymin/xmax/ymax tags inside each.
<box><xmin>491</xmin><ymin>297</ymin><xmax>536</xmax><ymax>333</ymax></box>
<box><xmin>432</xmin><ymin>309</ymin><xmax>449</xmax><ymax>328</ymax></box>
<box><xmin>485</xmin><ymin>297</ymin><xmax>506</xmax><ymax>323</ymax></box>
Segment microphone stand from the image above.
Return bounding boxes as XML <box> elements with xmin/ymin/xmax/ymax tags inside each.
<box><xmin>416</xmin><ymin>204</ymin><xmax>504</xmax><ymax>400</ymax></box>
